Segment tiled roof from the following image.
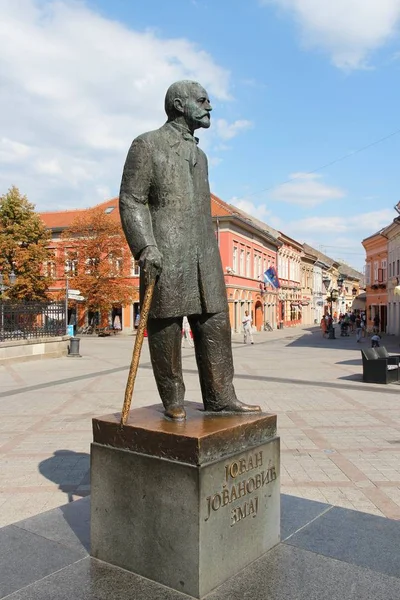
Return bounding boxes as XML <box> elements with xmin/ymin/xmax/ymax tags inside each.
<box><xmin>211</xmin><ymin>194</ymin><xmax>233</xmax><ymax>218</ymax></box>
<box><xmin>39</xmin><ymin>198</ymin><xmax>119</xmax><ymax>228</ymax></box>
<box><xmin>302</xmin><ymin>243</ymin><xmax>339</xmax><ymax>268</ymax></box>
<box><xmin>303</xmin><ymin>243</ymin><xmax>363</xmax><ymax>280</ymax></box>
<box><xmin>337</xmin><ymin>262</ymin><xmax>364</xmax><ymax>280</ymax></box>
<box><xmin>211</xmin><ymin>194</ymin><xmax>281</xmax><ymax>244</ymax></box>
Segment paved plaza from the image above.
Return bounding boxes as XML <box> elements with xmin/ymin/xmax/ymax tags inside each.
<box><xmin>1</xmin><ymin>325</ymin><xmax>400</xmax><ymax>527</ymax></box>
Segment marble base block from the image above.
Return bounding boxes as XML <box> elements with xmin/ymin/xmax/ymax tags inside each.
<box><xmin>91</xmin><ymin>403</ymin><xmax>280</xmax><ymax>599</ymax></box>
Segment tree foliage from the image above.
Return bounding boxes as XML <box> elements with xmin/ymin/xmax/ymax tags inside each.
<box><xmin>59</xmin><ymin>207</ymin><xmax>134</xmax><ymax>318</ymax></box>
<box><xmin>0</xmin><ymin>186</ymin><xmax>53</xmax><ymax>301</ymax></box>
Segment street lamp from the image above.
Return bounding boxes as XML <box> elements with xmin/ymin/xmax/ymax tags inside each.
<box><xmin>327</xmin><ymin>288</ymin><xmax>339</xmax><ymax>339</ymax></box>
<box><xmin>328</xmin><ymin>288</ymin><xmax>339</xmax><ymax>316</ymax></box>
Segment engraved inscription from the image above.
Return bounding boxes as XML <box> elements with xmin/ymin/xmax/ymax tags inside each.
<box><xmin>205</xmin><ymin>449</ymin><xmax>277</xmax><ymax>525</ymax></box>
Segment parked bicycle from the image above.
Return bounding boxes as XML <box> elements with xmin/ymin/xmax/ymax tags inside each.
<box><xmin>263</xmin><ymin>321</ymin><xmax>273</xmax><ymax>332</ymax></box>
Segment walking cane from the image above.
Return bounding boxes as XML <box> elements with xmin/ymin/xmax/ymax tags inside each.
<box><xmin>120</xmin><ymin>278</ymin><xmax>156</xmax><ymax>426</ymax></box>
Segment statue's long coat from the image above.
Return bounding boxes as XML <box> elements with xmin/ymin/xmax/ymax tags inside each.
<box><xmin>119</xmin><ymin>122</ymin><xmax>228</xmax><ymax>319</ymax></box>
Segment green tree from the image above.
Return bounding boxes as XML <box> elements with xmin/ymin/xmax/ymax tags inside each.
<box><xmin>0</xmin><ymin>186</ymin><xmax>53</xmax><ymax>301</ymax></box>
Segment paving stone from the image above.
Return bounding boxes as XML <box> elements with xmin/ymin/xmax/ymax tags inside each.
<box><xmin>280</xmin><ymin>493</ymin><xmax>332</xmax><ymax>540</ymax></box>
<box><xmin>14</xmin><ymin>496</ymin><xmax>90</xmax><ymax>556</ymax></box>
<box><xmin>0</xmin><ymin>525</ymin><xmax>82</xmax><ymax>598</ymax></box>
<box><xmin>1</xmin><ymin>329</ymin><xmax>400</xmax><ymax>523</ymax></box>
<box><xmin>6</xmin><ymin>545</ymin><xmax>400</xmax><ymax>600</ymax></box>
<box><xmin>286</xmin><ymin>505</ymin><xmax>400</xmax><ymax>578</ymax></box>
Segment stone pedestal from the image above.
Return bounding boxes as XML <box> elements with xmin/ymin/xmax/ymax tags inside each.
<box><xmin>91</xmin><ymin>403</ymin><xmax>280</xmax><ymax>599</ymax></box>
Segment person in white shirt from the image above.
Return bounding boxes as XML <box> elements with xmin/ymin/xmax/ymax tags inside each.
<box><xmin>242</xmin><ymin>310</ymin><xmax>254</xmax><ymax>345</ymax></box>
<box><xmin>182</xmin><ymin>316</ymin><xmax>194</xmax><ymax>347</ymax></box>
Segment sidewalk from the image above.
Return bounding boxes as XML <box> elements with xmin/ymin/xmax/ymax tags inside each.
<box><xmin>0</xmin><ymin>324</ymin><xmax>400</xmax><ymax>526</ymax></box>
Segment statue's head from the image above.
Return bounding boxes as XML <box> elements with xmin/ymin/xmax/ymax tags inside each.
<box><xmin>165</xmin><ymin>80</ymin><xmax>212</xmax><ymax>131</ymax></box>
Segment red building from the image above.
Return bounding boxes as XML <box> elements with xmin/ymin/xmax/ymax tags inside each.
<box><xmin>40</xmin><ymin>198</ymin><xmax>140</xmax><ymax>332</ymax></box>
<box><xmin>40</xmin><ymin>195</ymin><xmax>282</xmax><ymax>333</ymax></box>
<box><xmin>211</xmin><ymin>195</ymin><xmax>281</xmax><ymax>331</ymax></box>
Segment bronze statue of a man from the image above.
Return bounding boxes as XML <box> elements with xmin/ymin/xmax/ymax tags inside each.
<box><xmin>119</xmin><ymin>80</ymin><xmax>260</xmax><ymax>420</ymax></box>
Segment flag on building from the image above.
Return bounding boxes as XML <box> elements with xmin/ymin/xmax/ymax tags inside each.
<box><xmin>264</xmin><ymin>267</ymin><xmax>280</xmax><ymax>289</ymax></box>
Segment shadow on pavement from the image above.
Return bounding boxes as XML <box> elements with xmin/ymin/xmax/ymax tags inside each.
<box><xmin>285</xmin><ymin>327</ymin><xmax>361</xmax><ymax>350</ymax></box>
<box><xmin>336</xmin><ymin>359</ymin><xmax>362</xmax><ymax>366</ymax></box>
<box><xmin>38</xmin><ymin>450</ymin><xmax>91</xmax><ymax>503</ymax></box>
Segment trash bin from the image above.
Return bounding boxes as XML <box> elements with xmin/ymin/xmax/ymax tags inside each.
<box><xmin>68</xmin><ymin>337</ymin><xmax>81</xmax><ymax>357</ymax></box>
<box><xmin>279</xmin><ymin>321</ymin><xmax>284</xmax><ymax>330</ymax></box>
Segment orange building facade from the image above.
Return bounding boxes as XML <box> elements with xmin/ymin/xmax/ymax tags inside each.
<box><xmin>362</xmin><ymin>229</ymin><xmax>388</xmax><ymax>332</ymax></box>
<box><xmin>40</xmin><ymin>198</ymin><xmax>140</xmax><ymax>333</ymax></box>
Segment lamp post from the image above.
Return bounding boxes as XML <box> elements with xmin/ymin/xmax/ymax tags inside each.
<box><xmin>327</xmin><ymin>288</ymin><xmax>339</xmax><ymax>338</ymax></box>
<box><xmin>336</xmin><ymin>276</ymin><xmax>344</xmax><ymax>317</ymax></box>
<box><xmin>65</xmin><ymin>275</ymin><xmax>69</xmax><ymax>335</ymax></box>
<box><xmin>0</xmin><ymin>270</ymin><xmax>16</xmax><ymax>337</ymax></box>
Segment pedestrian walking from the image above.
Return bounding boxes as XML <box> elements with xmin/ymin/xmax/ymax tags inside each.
<box><xmin>355</xmin><ymin>316</ymin><xmax>362</xmax><ymax>343</ymax></box>
<box><xmin>373</xmin><ymin>314</ymin><xmax>380</xmax><ymax>333</ymax></box>
<box><xmin>242</xmin><ymin>310</ymin><xmax>254</xmax><ymax>345</ymax></box>
<box><xmin>361</xmin><ymin>312</ymin><xmax>366</xmax><ymax>337</ymax></box>
<box><xmin>320</xmin><ymin>316</ymin><xmax>327</xmax><ymax>338</ymax></box>
<box><xmin>182</xmin><ymin>316</ymin><xmax>194</xmax><ymax>347</ymax></box>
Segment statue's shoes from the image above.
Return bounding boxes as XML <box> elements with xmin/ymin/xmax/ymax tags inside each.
<box><xmin>205</xmin><ymin>398</ymin><xmax>261</xmax><ymax>413</ymax></box>
<box><xmin>164</xmin><ymin>405</ymin><xmax>186</xmax><ymax>420</ymax></box>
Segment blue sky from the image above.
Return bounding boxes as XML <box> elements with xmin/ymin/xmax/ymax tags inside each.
<box><xmin>2</xmin><ymin>0</ymin><xmax>400</xmax><ymax>269</ymax></box>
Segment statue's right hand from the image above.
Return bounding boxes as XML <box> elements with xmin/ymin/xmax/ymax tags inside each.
<box><xmin>139</xmin><ymin>245</ymin><xmax>163</xmax><ymax>285</ymax></box>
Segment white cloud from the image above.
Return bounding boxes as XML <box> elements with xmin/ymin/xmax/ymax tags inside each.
<box><xmin>280</xmin><ymin>208</ymin><xmax>395</xmax><ymax>270</ymax></box>
<box><xmin>34</xmin><ymin>158</ymin><xmax>63</xmax><ymax>176</ymax></box>
<box><xmin>0</xmin><ymin>138</ymin><xmax>31</xmax><ymax>163</ymax></box>
<box><xmin>284</xmin><ymin>208</ymin><xmax>394</xmax><ymax>235</ymax></box>
<box><xmin>262</xmin><ymin>0</ymin><xmax>400</xmax><ymax>69</ymax></box>
<box><xmin>215</xmin><ymin>119</ymin><xmax>253</xmax><ymax>140</ymax></box>
<box><xmin>229</xmin><ymin>198</ymin><xmax>271</xmax><ymax>221</ymax></box>
<box><xmin>0</xmin><ymin>0</ymin><xmax>243</xmax><ymax>210</ymax></box>
<box><xmin>269</xmin><ymin>172</ymin><xmax>345</xmax><ymax>207</ymax></box>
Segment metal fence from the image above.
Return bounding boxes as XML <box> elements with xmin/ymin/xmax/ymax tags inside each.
<box><xmin>0</xmin><ymin>301</ymin><xmax>66</xmax><ymax>341</ymax></box>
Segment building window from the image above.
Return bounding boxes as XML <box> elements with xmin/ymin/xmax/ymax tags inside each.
<box><xmin>389</xmin><ymin>262</ymin><xmax>392</xmax><ymax>278</ymax></box>
<box><xmin>365</xmin><ymin>263</ymin><xmax>371</xmax><ymax>285</ymax></box>
<box><xmin>246</xmin><ymin>251</ymin><xmax>251</xmax><ymax>277</ymax></box>
<box><xmin>233</xmin><ymin>246</ymin><xmax>238</xmax><ymax>272</ymax></box>
<box><xmin>240</xmin><ymin>249</ymin><xmax>244</xmax><ymax>275</ymax></box>
<box><xmin>381</xmin><ymin>259</ymin><xmax>387</xmax><ymax>282</ymax></box>
<box><xmin>65</xmin><ymin>258</ymin><xmax>78</xmax><ymax>276</ymax></box>
<box><xmin>44</xmin><ymin>261</ymin><xmax>56</xmax><ymax>278</ymax></box>
<box><xmin>131</xmin><ymin>259</ymin><xmax>140</xmax><ymax>276</ymax></box>
<box><xmin>373</xmin><ymin>261</ymin><xmax>379</xmax><ymax>282</ymax></box>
